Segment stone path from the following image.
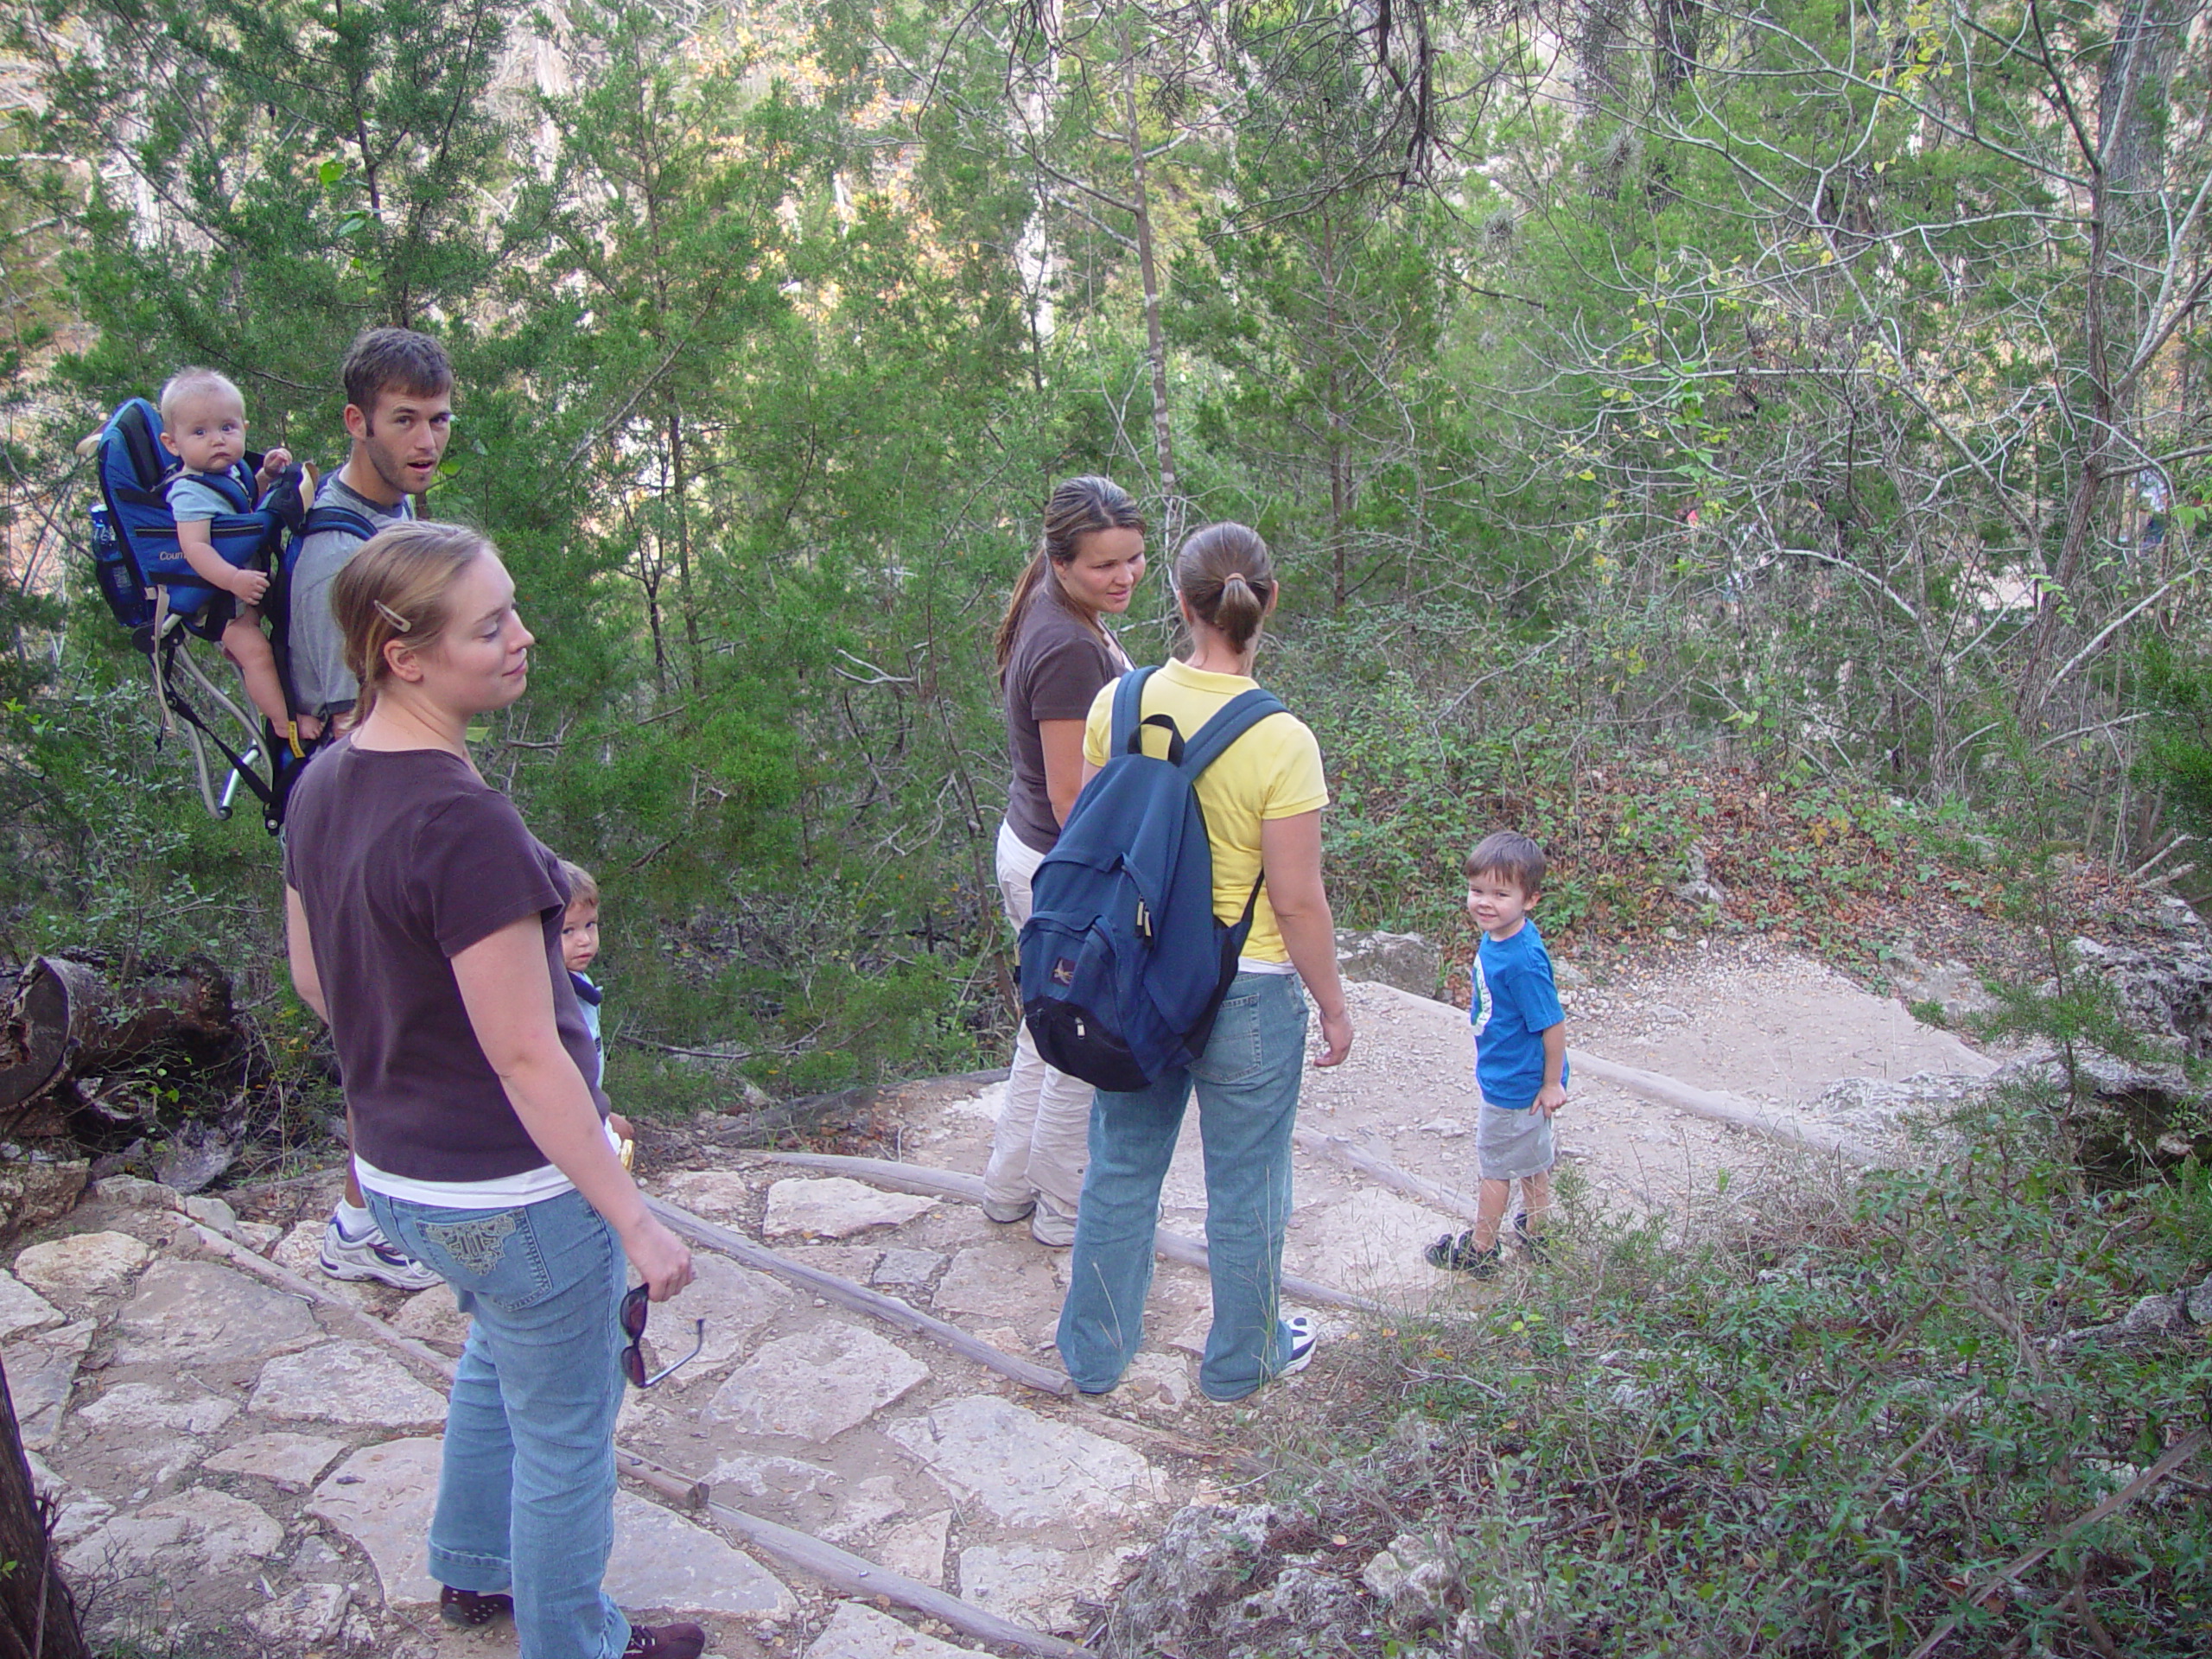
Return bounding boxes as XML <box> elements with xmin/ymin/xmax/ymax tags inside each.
<box><xmin>3</xmin><ymin>952</ymin><xmax>1996</xmax><ymax>1659</ymax></box>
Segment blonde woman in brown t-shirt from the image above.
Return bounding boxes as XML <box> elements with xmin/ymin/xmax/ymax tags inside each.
<box><xmin>283</xmin><ymin>523</ymin><xmax>704</xmax><ymax>1659</ymax></box>
<box><xmin>982</xmin><ymin>476</ymin><xmax>1148</xmax><ymax>1246</ymax></box>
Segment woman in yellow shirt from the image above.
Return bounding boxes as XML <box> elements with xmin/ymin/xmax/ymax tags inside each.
<box><xmin>1055</xmin><ymin>523</ymin><xmax>1355</xmax><ymax>1402</ymax></box>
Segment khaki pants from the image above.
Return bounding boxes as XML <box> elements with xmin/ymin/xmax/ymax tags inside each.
<box><xmin>983</xmin><ymin>820</ymin><xmax>1094</xmax><ymax>1245</ymax></box>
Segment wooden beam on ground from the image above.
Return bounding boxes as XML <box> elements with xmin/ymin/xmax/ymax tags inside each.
<box><xmin>1566</xmin><ymin>1049</ymin><xmax>1892</xmax><ymax>1167</ymax></box>
<box><xmin>642</xmin><ymin>1194</ymin><xmax>1074</xmax><ymax>1395</ymax></box>
<box><xmin>756</xmin><ymin>1151</ymin><xmax>1384</xmax><ymax>1312</ymax></box>
<box><xmin>185</xmin><ymin>1222</ymin><xmax>1081</xmax><ymax>1657</ymax></box>
<box><xmin>1292</xmin><ymin>1129</ymin><xmax>1484</xmax><ymax>1223</ymax></box>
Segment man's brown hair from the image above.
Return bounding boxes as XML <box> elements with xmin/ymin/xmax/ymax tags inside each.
<box><xmin>341</xmin><ymin>327</ymin><xmax>454</xmax><ymax>418</ymax></box>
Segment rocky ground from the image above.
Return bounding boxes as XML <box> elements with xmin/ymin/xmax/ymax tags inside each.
<box><xmin>2</xmin><ymin>947</ymin><xmax>2013</xmax><ymax>1659</ymax></box>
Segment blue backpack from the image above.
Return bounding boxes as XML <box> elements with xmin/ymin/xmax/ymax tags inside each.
<box><xmin>86</xmin><ymin>396</ymin><xmax>317</xmax><ymax>831</ymax></box>
<box><xmin>1017</xmin><ymin>665</ymin><xmax>1287</xmax><ymax>1091</ymax></box>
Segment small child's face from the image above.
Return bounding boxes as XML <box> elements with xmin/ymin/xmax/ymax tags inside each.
<box><xmin>160</xmin><ymin>391</ymin><xmax>249</xmax><ymax>477</ymax></box>
<box><xmin>562</xmin><ymin>903</ymin><xmax>601</xmax><ymax>974</ymax></box>
<box><xmin>1466</xmin><ymin>869</ymin><xmax>1538</xmax><ymax>941</ymax></box>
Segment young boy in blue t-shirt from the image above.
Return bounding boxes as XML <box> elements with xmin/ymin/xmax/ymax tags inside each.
<box><xmin>1426</xmin><ymin>830</ymin><xmax>1569</xmax><ymax>1278</ymax></box>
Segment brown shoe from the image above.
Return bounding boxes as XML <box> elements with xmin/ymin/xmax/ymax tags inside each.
<box><xmin>439</xmin><ymin>1586</ymin><xmax>514</xmax><ymax>1627</ymax></box>
<box><xmin>623</xmin><ymin>1623</ymin><xmax>706</xmax><ymax>1659</ymax></box>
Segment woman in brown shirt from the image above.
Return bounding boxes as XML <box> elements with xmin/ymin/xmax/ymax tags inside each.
<box><xmin>284</xmin><ymin>523</ymin><xmax>702</xmax><ymax>1659</ymax></box>
<box><xmin>982</xmin><ymin>476</ymin><xmax>1148</xmax><ymax>1246</ymax></box>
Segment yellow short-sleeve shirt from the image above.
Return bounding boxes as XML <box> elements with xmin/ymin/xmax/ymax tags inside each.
<box><xmin>1082</xmin><ymin>658</ymin><xmax>1329</xmax><ymax>964</ymax></box>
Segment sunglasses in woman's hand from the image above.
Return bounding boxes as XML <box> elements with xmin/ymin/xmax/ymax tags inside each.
<box><xmin>620</xmin><ymin>1283</ymin><xmax>705</xmax><ymax>1388</ymax></box>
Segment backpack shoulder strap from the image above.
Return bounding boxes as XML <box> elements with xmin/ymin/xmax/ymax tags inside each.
<box><xmin>300</xmin><ymin>503</ymin><xmax>378</xmax><ymax>541</ymax></box>
<box><xmin>1178</xmin><ymin>688</ymin><xmax>1289</xmax><ymax>779</ymax></box>
<box><xmin>1109</xmin><ymin>665</ymin><xmax>1159</xmax><ymax>757</ymax></box>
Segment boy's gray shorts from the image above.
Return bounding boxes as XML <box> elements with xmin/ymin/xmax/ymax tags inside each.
<box><xmin>1477</xmin><ymin>1099</ymin><xmax>1555</xmax><ymax>1181</ymax></box>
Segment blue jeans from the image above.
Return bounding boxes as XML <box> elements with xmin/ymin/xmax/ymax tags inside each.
<box><xmin>1057</xmin><ymin>971</ymin><xmax>1308</xmax><ymax>1402</ymax></box>
<box><xmin>366</xmin><ymin>1186</ymin><xmax>631</xmax><ymax>1659</ymax></box>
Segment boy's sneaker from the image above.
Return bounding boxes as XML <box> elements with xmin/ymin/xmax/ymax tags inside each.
<box><xmin>1510</xmin><ymin>1212</ymin><xmax>1551</xmax><ymax>1265</ymax></box>
<box><xmin>1424</xmin><ymin>1230</ymin><xmax>1503</xmax><ymax>1278</ymax></box>
<box><xmin>981</xmin><ymin>1196</ymin><xmax>1037</xmax><ymax>1225</ymax></box>
<box><xmin>1278</xmin><ymin>1313</ymin><xmax>1320</xmax><ymax>1376</ymax></box>
<box><xmin>321</xmin><ymin>1214</ymin><xmax>442</xmax><ymax>1292</ymax></box>
<box><xmin>623</xmin><ymin>1622</ymin><xmax>706</xmax><ymax>1659</ymax></box>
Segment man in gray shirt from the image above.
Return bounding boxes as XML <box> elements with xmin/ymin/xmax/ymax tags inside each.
<box><xmin>287</xmin><ymin>326</ymin><xmax>457</xmax><ymax>1295</ymax></box>
<box><xmin>287</xmin><ymin>327</ymin><xmax>456</xmax><ymax>736</ymax></box>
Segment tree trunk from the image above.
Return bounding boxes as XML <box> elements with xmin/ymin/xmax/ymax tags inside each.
<box><xmin>0</xmin><ymin>1363</ymin><xmax>89</xmax><ymax>1659</ymax></box>
<box><xmin>0</xmin><ymin>957</ymin><xmax>236</xmax><ymax>1115</ymax></box>
<box><xmin>2019</xmin><ymin>0</ymin><xmax>2187</xmax><ymax>721</ymax></box>
<box><xmin>1123</xmin><ymin>61</ymin><xmax>1180</xmax><ymax>546</ymax></box>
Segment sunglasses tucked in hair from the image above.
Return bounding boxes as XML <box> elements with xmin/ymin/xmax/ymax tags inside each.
<box><xmin>620</xmin><ymin>1284</ymin><xmax>705</xmax><ymax>1388</ymax></box>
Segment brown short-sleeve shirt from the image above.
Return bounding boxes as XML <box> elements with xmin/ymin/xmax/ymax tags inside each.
<box><xmin>282</xmin><ymin>739</ymin><xmax>607</xmax><ymax>1183</ymax></box>
<box><xmin>1002</xmin><ymin>590</ymin><xmax>1129</xmax><ymax>853</ymax></box>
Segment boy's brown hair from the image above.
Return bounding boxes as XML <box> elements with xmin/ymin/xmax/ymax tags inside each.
<box><xmin>1466</xmin><ymin>830</ymin><xmax>1547</xmax><ymax>895</ymax></box>
<box><xmin>558</xmin><ymin>860</ymin><xmax>600</xmax><ymax>912</ymax></box>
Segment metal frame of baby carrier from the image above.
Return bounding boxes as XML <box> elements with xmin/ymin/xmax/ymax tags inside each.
<box><xmin>86</xmin><ymin>397</ymin><xmax>309</xmax><ymax>834</ymax></box>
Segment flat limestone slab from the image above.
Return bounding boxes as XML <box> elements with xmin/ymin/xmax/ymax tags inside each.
<box><xmin>389</xmin><ymin>1282</ymin><xmax>472</xmax><ymax>1348</ymax></box>
<box><xmin>884</xmin><ymin>1394</ymin><xmax>1156</xmax><ymax>1528</ymax></box>
<box><xmin>308</xmin><ymin>1438</ymin><xmax>442</xmax><ymax>1607</ymax></box>
<box><xmin>1282</xmin><ymin>1187</ymin><xmax>1448</xmax><ymax>1298</ymax></box>
<box><xmin>931</xmin><ymin>1242</ymin><xmax>1061</xmax><ymax>1321</ymax></box>
<box><xmin>63</xmin><ymin>1487</ymin><xmax>282</xmax><ymax>1580</ymax></box>
<box><xmin>3</xmin><ymin>1320</ymin><xmax>92</xmax><ymax>1449</ymax></box>
<box><xmin>607</xmin><ymin>1490</ymin><xmax>793</xmax><ymax>1618</ymax></box>
<box><xmin>249</xmin><ymin>1340</ymin><xmax>448</xmax><ymax>1430</ymax></box>
<box><xmin>656</xmin><ymin>1170</ymin><xmax>755</xmax><ymax>1222</ymax></box>
<box><xmin>875</xmin><ymin>1510</ymin><xmax>953</xmax><ymax>1587</ymax></box>
<box><xmin>0</xmin><ymin>1268</ymin><xmax>65</xmax><ymax>1340</ymax></box>
<box><xmin>75</xmin><ymin>1380</ymin><xmax>239</xmax><ymax>1438</ymax></box>
<box><xmin>204</xmin><ymin>1432</ymin><xmax>349</xmax><ymax>1491</ymax></box>
<box><xmin>16</xmin><ymin>1231</ymin><xmax>154</xmax><ymax>1306</ymax></box>
<box><xmin>872</xmin><ymin>1249</ymin><xmax>945</xmax><ymax>1287</ymax></box>
<box><xmin>763</xmin><ymin>1178</ymin><xmax>938</xmax><ymax>1241</ymax></box>
<box><xmin>958</xmin><ymin>1541</ymin><xmax>1114</xmax><ymax>1631</ymax></box>
<box><xmin>111</xmin><ymin>1258</ymin><xmax>319</xmax><ymax>1365</ymax></box>
<box><xmin>707</xmin><ymin>1323</ymin><xmax>929</xmax><ymax>1443</ymax></box>
<box><xmin>307</xmin><ymin>1437</ymin><xmax>794</xmax><ymax>1619</ymax></box>
<box><xmin>804</xmin><ymin>1599</ymin><xmax>986</xmax><ymax>1659</ymax></box>
<box><xmin>653</xmin><ymin>1252</ymin><xmax>799</xmax><ymax>1379</ymax></box>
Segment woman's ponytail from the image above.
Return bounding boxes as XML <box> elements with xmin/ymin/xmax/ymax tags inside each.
<box><xmin>1174</xmin><ymin>524</ymin><xmax>1274</xmax><ymax>652</ymax></box>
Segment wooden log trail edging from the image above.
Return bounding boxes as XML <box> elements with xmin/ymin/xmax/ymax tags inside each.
<box><xmin>641</xmin><ymin>1194</ymin><xmax>1075</xmax><ymax>1395</ymax></box>
<box><xmin>757</xmin><ymin>1151</ymin><xmax>1387</xmax><ymax>1313</ymax></box>
<box><xmin>616</xmin><ymin>1450</ymin><xmax>1085</xmax><ymax>1659</ymax></box>
<box><xmin>1565</xmin><ymin>1049</ymin><xmax>1892</xmax><ymax>1167</ymax></box>
<box><xmin>184</xmin><ymin>1221</ymin><xmax>1083</xmax><ymax>1658</ymax></box>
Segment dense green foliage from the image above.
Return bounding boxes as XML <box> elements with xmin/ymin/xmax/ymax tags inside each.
<box><xmin>1</xmin><ymin>0</ymin><xmax>2208</xmax><ymax>1090</ymax></box>
<box><xmin>1325</xmin><ymin>1096</ymin><xmax>2212</xmax><ymax>1654</ymax></box>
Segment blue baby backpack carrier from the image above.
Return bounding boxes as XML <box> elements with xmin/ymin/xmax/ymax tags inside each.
<box><xmin>1017</xmin><ymin>665</ymin><xmax>1287</xmax><ymax>1091</ymax></box>
<box><xmin>86</xmin><ymin>396</ymin><xmax>312</xmax><ymax>832</ymax></box>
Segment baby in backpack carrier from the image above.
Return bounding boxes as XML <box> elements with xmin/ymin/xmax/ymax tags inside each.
<box><xmin>158</xmin><ymin>367</ymin><xmax>297</xmax><ymax>739</ymax></box>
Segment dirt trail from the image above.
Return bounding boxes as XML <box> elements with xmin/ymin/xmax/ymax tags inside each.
<box><xmin>0</xmin><ymin>945</ymin><xmax>1996</xmax><ymax>1659</ymax></box>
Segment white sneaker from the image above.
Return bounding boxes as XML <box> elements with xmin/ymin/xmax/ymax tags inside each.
<box><xmin>1277</xmin><ymin>1313</ymin><xmax>1319</xmax><ymax>1376</ymax></box>
<box><xmin>320</xmin><ymin>1215</ymin><xmax>442</xmax><ymax>1291</ymax></box>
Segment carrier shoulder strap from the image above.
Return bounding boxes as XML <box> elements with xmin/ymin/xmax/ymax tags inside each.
<box><xmin>197</xmin><ymin>467</ymin><xmax>255</xmax><ymax>515</ymax></box>
<box><xmin>300</xmin><ymin>503</ymin><xmax>378</xmax><ymax>541</ymax></box>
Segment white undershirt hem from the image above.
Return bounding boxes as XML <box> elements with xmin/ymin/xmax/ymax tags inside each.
<box><xmin>354</xmin><ymin>1122</ymin><xmax>622</xmax><ymax>1210</ymax></box>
